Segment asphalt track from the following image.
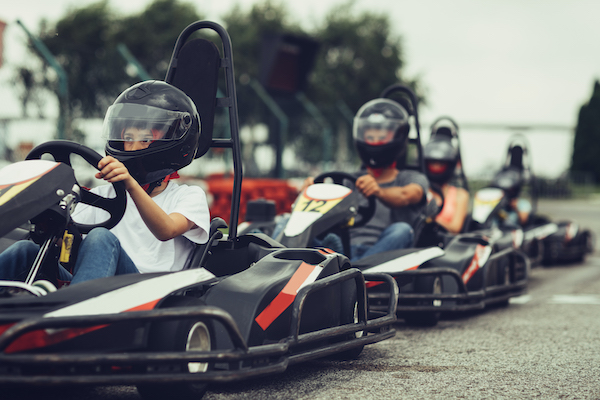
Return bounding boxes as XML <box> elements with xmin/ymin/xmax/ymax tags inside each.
<box><xmin>7</xmin><ymin>198</ymin><xmax>600</xmax><ymax>400</ymax></box>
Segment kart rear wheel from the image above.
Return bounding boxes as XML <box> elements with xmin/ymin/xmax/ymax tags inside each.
<box><xmin>404</xmin><ymin>276</ymin><xmax>443</xmax><ymax>327</ymax></box>
<box><xmin>137</xmin><ymin>296</ymin><xmax>214</xmax><ymax>400</ymax></box>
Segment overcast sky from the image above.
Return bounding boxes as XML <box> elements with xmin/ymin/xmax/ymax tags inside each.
<box><xmin>1</xmin><ymin>0</ymin><xmax>599</xmax><ymax>176</ymax></box>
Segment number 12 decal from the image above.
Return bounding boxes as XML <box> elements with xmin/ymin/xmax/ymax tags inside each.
<box><xmin>293</xmin><ymin>195</ymin><xmax>343</xmax><ymax>214</ymax></box>
<box><xmin>300</xmin><ymin>199</ymin><xmax>326</xmax><ymax>212</ymax></box>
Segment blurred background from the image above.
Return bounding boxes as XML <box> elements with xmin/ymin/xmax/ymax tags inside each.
<box><xmin>1</xmin><ymin>0</ymin><xmax>600</xmax><ymax>219</ymax></box>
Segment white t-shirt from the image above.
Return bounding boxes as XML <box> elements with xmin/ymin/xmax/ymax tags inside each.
<box><xmin>72</xmin><ymin>181</ymin><xmax>210</xmax><ymax>273</ymax></box>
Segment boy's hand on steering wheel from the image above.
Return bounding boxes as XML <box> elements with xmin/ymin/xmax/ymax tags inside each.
<box><xmin>96</xmin><ymin>156</ymin><xmax>137</xmax><ymax>191</ymax></box>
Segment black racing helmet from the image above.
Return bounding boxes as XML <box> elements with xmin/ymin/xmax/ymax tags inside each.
<box><xmin>104</xmin><ymin>80</ymin><xmax>201</xmax><ymax>185</ymax></box>
<box><xmin>490</xmin><ymin>167</ymin><xmax>523</xmax><ymax>199</ymax></box>
<box><xmin>424</xmin><ymin>126</ymin><xmax>459</xmax><ymax>184</ymax></box>
<box><xmin>353</xmin><ymin>98</ymin><xmax>410</xmax><ymax>168</ymax></box>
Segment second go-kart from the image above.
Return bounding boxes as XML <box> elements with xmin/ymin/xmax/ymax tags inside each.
<box><xmin>0</xmin><ymin>21</ymin><xmax>397</xmax><ymax>399</ymax></box>
<box><xmin>269</xmin><ymin>85</ymin><xmax>529</xmax><ymax>327</ymax></box>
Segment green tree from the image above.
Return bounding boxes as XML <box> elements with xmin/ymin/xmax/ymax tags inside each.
<box><xmin>15</xmin><ymin>0</ymin><xmax>422</xmax><ymax>173</ymax></box>
<box><xmin>299</xmin><ymin>2</ymin><xmax>422</xmax><ymax>165</ymax></box>
<box><xmin>40</xmin><ymin>0</ymin><xmax>124</xmax><ymax>119</ymax></box>
<box><xmin>16</xmin><ymin>0</ymin><xmax>201</xmax><ymax>123</ymax></box>
<box><xmin>221</xmin><ymin>1</ymin><xmax>423</xmax><ymax>170</ymax></box>
<box><xmin>571</xmin><ymin>80</ymin><xmax>600</xmax><ymax>183</ymax></box>
<box><xmin>222</xmin><ymin>1</ymin><xmax>304</xmax><ymax>125</ymax></box>
<box><xmin>115</xmin><ymin>0</ymin><xmax>202</xmax><ymax>82</ymax></box>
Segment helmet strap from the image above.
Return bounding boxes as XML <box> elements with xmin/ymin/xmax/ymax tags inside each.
<box><xmin>141</xmin><ymin>171</ymin><xmax>180</xmax><ymax>195</ymax></box>
<box><xmin>143</xmin><ymin>179</ymin><xmax>164</xmax><ymax>195</ymax></box>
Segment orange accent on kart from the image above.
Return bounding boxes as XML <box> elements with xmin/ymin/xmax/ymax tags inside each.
<box><xmin>255</xmin><ymin>263</ymin><xmax>318</xmax><ymax>330</ymax></box>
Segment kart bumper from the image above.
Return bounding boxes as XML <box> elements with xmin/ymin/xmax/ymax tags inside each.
<box><xmin>368</xmin><ymin>265</ymin><xmax>527</xmax><ymax>314</ymax></box>
<box><xmin>0</xmin><ymin>271</ymin><xmax>398</xmax><ymax>385</ymax></box>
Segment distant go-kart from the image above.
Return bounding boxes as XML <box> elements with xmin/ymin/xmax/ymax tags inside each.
<box><xmin>0</xmin><ymin>21</ymin><xmax>397</xmax><ymax>399</ymax></box>
<box><xmin>477</xmin><ymin>134</ymin><xmax>594</xmax><ymax>266</ymax></box>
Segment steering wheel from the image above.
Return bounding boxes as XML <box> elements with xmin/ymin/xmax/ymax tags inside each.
<box><xmin>26</xmin><ymin>140</ymin><xmax>127</xmax><ymax>234</ymax></box>
<box><xmin>428</xmin><ymin>183</ymin><xmax>445</xmax><ymax>219</ymax></box>
<box><xmin>313</xmin><ymin>171</ymin><xmax>376</xmax><ymax>228</ymax></box>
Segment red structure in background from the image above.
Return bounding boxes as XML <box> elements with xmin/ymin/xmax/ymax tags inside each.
<box><xmin>204</xmin><ymin>174</ymin><xmax>299</xmax><ymax>224</ymax></box>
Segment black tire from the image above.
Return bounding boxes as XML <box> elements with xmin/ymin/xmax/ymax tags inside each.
<box><xmin>496</xmin><ymin>263</ymin><xmax>511</xmax><ymax>307</ymax></box>
<box><xmin>330</xmin><ymin>281</ymin><xmax>364</xmax><ymax>360</ymax></box>
<box><xmin>404</xmin><ymin>276</ymin><xmax>443</xmax><ymax>327</ymax></box>
<box><xmin>137</xmin><ymin>296</ymin><xmax>213</xmax><ymax>400</ymax></box>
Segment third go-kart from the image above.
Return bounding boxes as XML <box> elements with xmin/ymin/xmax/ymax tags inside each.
<box><xmin>0</xmin><ymin>21</ymin><xmax>397</xmax><ymax>399</ymax></box>
<box><xmin>271</xmin><ymin>85</ymin><xmax>529</xmax><ymax>327</ymax></box>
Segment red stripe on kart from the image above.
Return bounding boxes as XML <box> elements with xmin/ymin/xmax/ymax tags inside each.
<box><xmin>462</xmin><ymin>244</ymin><xmax>485</xmax><ymax>284</ymax></box>
<box><xmin>366</xmin><ymin>281</ymin><xmax>383</xmax><ymax>288</ymax></box>
<box><xmin>125</xmin><ymin>299</ymin><xmax>161</xmax><ymax>312</ymax></box>
<box><xmin>255</xmin><ymin>263</ymin><xmax>319</xmax><ymax>330</ymax></box>
<box><xmin>4</xmin><ymin>300</ymin><xmax>162</xmax><ymax>354</ymax></box>
<box><xmin>5</xmin><ymin>325</ymin><xmax>108</xmax><ymax>354</ymax></box>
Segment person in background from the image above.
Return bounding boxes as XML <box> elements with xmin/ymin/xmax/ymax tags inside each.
<box><xmin>293</xmin><ymin>98</ymin><xmax>429</xmax><ymax>261</ymax></box>
<box><xmin>423</xmin><ymin>125</ymin><xmax>469</xmax><ymax>233</ymax></box>
<box><xmin>490</xmin><ymin>143</ymin><xmax>533</xmax><ymax>228</ymax></box>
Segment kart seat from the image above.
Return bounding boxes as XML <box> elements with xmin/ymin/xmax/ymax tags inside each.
<box><xmin>184</xmin><ymin>217</ymin><xmax>284</xmax><ymax>276</ymax></box>
<box><xmin>201</xmin><ymin>232</ymin><xmax>285</xmax><ymax>277</ymax></box>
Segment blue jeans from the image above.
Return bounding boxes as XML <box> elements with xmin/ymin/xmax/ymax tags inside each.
<box><xmin>0</xmin><ymin>228</ymin><xmax>139</xmax><ymax>285</ymax></box>
<box><xmin>273</xmin><ymin>214</ymin><xmax>413</xmax><ymax>262</ymax></box>
<box><xmin>351</xmin><ymin>222</ymin><xmax>414</xmax><ymax>262</ymax></box>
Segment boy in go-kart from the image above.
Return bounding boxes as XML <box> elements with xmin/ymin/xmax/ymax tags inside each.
<box><xmin>0</xmin><ymin>80</ymin><xmax>210</xmax><ymax>285</ymax></box>
<box><xmin>284</xmin><ymin>98</ymin><xmax>429</xmax><ymax>261</ymax></box>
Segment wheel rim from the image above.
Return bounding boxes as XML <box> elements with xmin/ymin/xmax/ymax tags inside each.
<box><xmin>353</xmin><ymin>302</ymin><xmax>364</xmax><ymax>338</ymax></box>
<box><xmin>432</xmin><ymin>277</ymin><xmax>442</xmax><ymax>307</ymax></box>
<box><xmin>186</xmin><ymin>322</ymin><xmax>211</xmax><ymax>373</ymax></box>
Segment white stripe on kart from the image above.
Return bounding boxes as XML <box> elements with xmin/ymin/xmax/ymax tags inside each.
<box><xmin>297</xmin><ymin>265</ymin><xmax>324</xmax><ymax>293</ymax></box>
<box><xmin>365</xmin><ymin>247</ymin><xmax>445</xmax><ymax>274</ymax></box>
<box><xmin>44</xmin><ymin>268</ymin><xmax>216</xmax><ymax>318</ymax></box>
<box><xmin>284</xmin><ymin>211</ymin><xmax>322</xmax><ymax>237</ymax></box>
<box><xmin>549</xmin><ymin>294</ymin><xmax>600</xmax><ymax>305</ymax></box>
<box><xmin>524</xmin><ymin>223</ymin><xmax>559</xmax><ymax>240</ymax></box>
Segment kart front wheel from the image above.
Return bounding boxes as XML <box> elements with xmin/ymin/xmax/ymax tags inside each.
<box><xmin>137</xmin><ymin>296</ymin><xmax>214</xmax><ymax>400</ymax></box>
<box><xmin>330</xmin><ymin>282</ymin><xmax>364</xmax><ymax>360</ymax></box>
<box><xmin>404</xmin><ymin>275</ymin><xmax>443</xmax><ymax>327</ymax></box>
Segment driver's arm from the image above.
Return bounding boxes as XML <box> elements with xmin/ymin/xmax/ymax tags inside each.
<box><xmin>435</xmin><ymin>187</ymin><xmax>469</xmax><ymax>233</ymax></box>
<box><xmin>96</xmin><ymin>156</ymin><xmax>195</xmax><ymax>241</ymax></box>
<box><xmin>356</xmin><ymin>174</ymin><xmax>424</xmax><ymax>208</ymax></box>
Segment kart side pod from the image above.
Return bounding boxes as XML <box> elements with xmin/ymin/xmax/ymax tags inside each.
<box><xmin>203</xmin><ymin>248</ymin><xmax>356</xmax><ymax>348</ymax></box>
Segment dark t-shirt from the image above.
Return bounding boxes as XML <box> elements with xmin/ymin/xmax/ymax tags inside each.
<box><xmin>349</xmin><ymin>169</ymin><xmax>429</xmax><ymax>247</ymax></box>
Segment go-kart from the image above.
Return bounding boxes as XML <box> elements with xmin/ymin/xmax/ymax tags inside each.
<box><xmin>0</xmin><ymin>21</ymin><xmax>397</xmax><ymax>399</ymax></box>
<box><xmin>270</xmin><ymin>86</ymin><xmax>529</xmax><ymax>327</ymax></box>
<box><xmin>479</xmin><ymin>134</ymin><xmax>594</xmax><ymax>266</ymax></box>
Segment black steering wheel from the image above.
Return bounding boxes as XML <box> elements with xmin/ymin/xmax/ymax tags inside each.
<box><xmin>313</xmin><ymin>171</ymin><xmax>376</xmax><ymax>228</ymax></box>
<box><xmin>26</xmin><ymin>140</ymin><xmax>127</xmax><ymax>234</ymax></box>
<box><xmin>428</xmin><ymin>183</ymin><xmax>445</xmax><ymax>219</ymax></box>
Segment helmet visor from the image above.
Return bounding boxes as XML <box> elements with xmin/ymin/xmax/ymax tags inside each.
<box><xmin>353</xmin><ymin>115</ymin><xmax>406</xmax><ymax>145</ymax></box>
<box><xmin>426</xmin><ymin>161</ymin><xmax>449</xmax><ymax>174</ymax></box>
<box><xmin>103</xmin><ymin>103</ymin><xmax>193</xmax><ymax>143</ymax></box>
